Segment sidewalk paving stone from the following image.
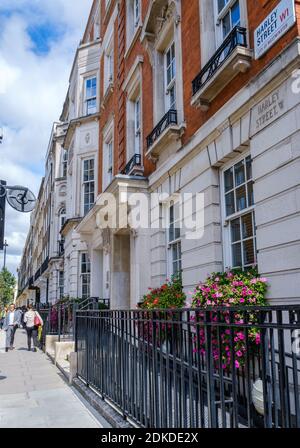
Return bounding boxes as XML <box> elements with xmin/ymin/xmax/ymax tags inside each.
<box><xmin>0</xmin><ymin>329</ymin><xmax>111</xmax><ymax>428</ymax></box>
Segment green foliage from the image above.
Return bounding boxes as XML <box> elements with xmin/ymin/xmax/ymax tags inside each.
<box><xmin>0</xmin><ymin>268</ymin><xmax>16</xmax><ymax>307</ymax></box>
<box><xmin>140</xmin><ymin>274</ymin><xmax>186</xmax><ymax>310</ymax></box>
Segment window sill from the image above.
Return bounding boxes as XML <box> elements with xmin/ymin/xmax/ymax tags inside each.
<box><xmin>191</xmin><ymin>45</ymin><xmax>253</xmax><ymax>111</ymax></box>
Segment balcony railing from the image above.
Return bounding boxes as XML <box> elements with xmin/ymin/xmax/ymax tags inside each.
<box><xmin>122</xmin><ymin>153</ymin><xmax>142</xmax><ymax>175</ymax></box>
<box><xmin>146</xmin><ymin>109</ymin><xmax>178</xmax><ymax>150</ymax></box>
<box><xmin>192</xmin><ymin>26</ymin><xmax>248</xmax><ymax>97</ymax></box>
<box><xmin>41</xmin><ymin>257</ymin><xmax>49</xmax><ymax>275</ymax></box>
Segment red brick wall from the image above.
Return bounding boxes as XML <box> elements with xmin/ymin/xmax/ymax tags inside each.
<box><xmin>182</xmin><ymin>0</ymin><xmax>300</xmax><ymax>144</ymax></box>
<box><xmin>97</xmin><ymin>0</ymin><xmax>300</xmax><ymax>193</ymax></box>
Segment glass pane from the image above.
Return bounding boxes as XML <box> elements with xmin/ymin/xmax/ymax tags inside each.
<box><xmin>218</xmin><ymin>0</ymin><xmax>226</xmax><ymax>13</ymax></box>
<box><xmin>169</xmin><ymin>205</ymin><xmax>174</xmax><ymax>224</ymax></box>
<box><xmin>173</xmin><ymin>261</ymin><xmax>178</xmax><ymax>275</ymax></box>
<box><xmin>231</xmin><ymin>218</ymin><xmax>241</xmax><ymax>242</ymax></box>
<box><xmin>241</xmin><ymin>213</ymin><xmax>253</xmax><ymax>239</ymax></box>
<box><xmin>226</xmin><ymin>191</ymin><xmax>235</xmax><ymax>216</ymax></box>
<box><xmin>172</xmin><ymin>244</ymin><xmax>178</xmax><ymax>261</ymax></box>
<box><xmin>231</xmin><ymin>1</ymin><xmax>240</xmax><ymax>27</ymax></box>
<box><xmin>170</xmin><ymin>85</ymin><xmax>176</xmax><ymax>110</ymax></box>
<box><xmin>167</xmin><ymin>66</ymin><xmax>172</xmax><ymax>85</ymax></box>
<box><xmin>222</xmin><ymin>12</ymin><xmax>231</xmax><ymax>38</ymax></box>
<box><xmin>169</xmin><ymin>224</ymin><xmax>174</xmax><ymax>242</ymax></box>
<box><xmin>232</xmin><ymin>243</ymin><xmax>242</xmax><ymax>267</ymax></box>
<box><xmin>243</xmin><ymin>239</ymin><xmax>255</xmax><ymax>266</ymax></box>
<box><xmin>236</xmin><ymin>185</ymin><xmax>247</xmax><ymax>212</ymax></box>
<box><xmin>234</xmin><ymin>160</ymin><xmax>245</xmax><ymax>186</ymax></box>
<box><xmin>174</xmin><ymin>226</ymin><xmax>180</xmax><ymax>240</ymax></box>
<box><xmin>246</xmin><ymin>155</ymin><xmax>252</xmax><ymax>180</ymax></box>
<box><xmin>247</xmin><ymin>181</ymin><xmax>254</xmax><ymax>207</ymax></box>
<box><xmin>224</xmin><ymin>167</ymin><xmax>234</xmax><ymax>192</ymax></box>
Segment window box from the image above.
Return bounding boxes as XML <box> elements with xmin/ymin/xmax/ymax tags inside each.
<box><xmin>146</xmin><ymin>109</ymin><xmax>184</xmax><ymax>159</ymax></box>
<box><xmin>191</xmin><ymin>26</ymin><xmax>252</xmax><ymax>111</ymax></box>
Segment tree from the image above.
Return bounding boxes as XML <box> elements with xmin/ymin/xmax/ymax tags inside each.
<box><xmin>0</xmin><ymin>268</ymin><xmax>16</xmax><ymax>307</ymax></box>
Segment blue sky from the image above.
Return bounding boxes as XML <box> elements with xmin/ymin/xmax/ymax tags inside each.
<box><xmin>0</xmin><ymin>0</ymin><xmax>93</xmax><ymax>275</ymax></box>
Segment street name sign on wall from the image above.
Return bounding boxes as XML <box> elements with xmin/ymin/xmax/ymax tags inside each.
<box><xmin>254</xmin><ymin>0</ymin><xmax>296</xmax><ymax>59</ymax></box>
<box><xmin>250</xmin><ymin>82</ymin><xmax>288</xmax><ymax>136</ymax></box>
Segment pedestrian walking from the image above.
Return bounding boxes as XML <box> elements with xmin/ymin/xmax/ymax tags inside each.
<box><xmin>0</xmin><ymin>306</ymin><xmax>8</xmax><ymax>330</ymax></box>
<box><xmin>24</xmin><ymin>304</ymin><xmax>43</xmax><ymax>352</ymax></box>
<box><xmin>3</xmin><ymin>304</ymin><xmax>22</xmax><ymax>352</ymax></box>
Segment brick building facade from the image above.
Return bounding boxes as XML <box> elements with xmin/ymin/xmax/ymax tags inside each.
<box><xmin>18</xmin><ymin>0</ymin><xmax>300</xmax><ymax>308</ymax></box>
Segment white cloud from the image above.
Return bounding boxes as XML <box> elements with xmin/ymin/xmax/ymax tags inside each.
<box><xmin>0</xmin><ymin>0</ymin><xmax>93</xmax><ymax>275</ymax></box>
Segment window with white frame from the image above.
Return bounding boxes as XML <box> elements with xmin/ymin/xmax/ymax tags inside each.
<box><xmin>62</xmin><ymin>149</ymin><xmax>68</xmax><ymax>178</ymax></box>
<box><xmin>165</xmin><ymin>41</ymin><xmax>176</xmax><ymax>112</ymax></box>
<box><xmin>216</xmin><ymin>0</ymin><xmax>241</xmax><ymax>41</ymax></box>
<box><xmin>126</xmin><ymin>0</ymin><xmax>141</xmax><ymax>49</ymax></box>
<box><xmin>82</xmin><ymin>158</ymin><xmax>95</xmax><ymax>215</ymax></box>
<box><xmin>85</xmin><ymin>76</ymin><xmax>97</xmax><ymax>115</ymax></box>
<box><xmin>80</xmin><ymin>253</ymin><xmax>91</xmax><ymax>299</ymax></box>
<box><xmin>134</xmin><ymin>96</ymin><xmax>141</xmax><ymax>155</ymax></box>
<box><xmin>223</xmin><ymin>155</ymin><xmax>256</xmax><ymax>270</ymax></box>
<box><xmin>168</xmin><ymin>201</ymin><xmax>182</xmax><ymax>276</ymax></box>
<box><xmin>104</xmin><ymin>37</ymin><xmax>114</xmax><ymax>93</ymax></box>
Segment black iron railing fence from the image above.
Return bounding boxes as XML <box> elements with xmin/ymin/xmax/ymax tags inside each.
<box><xmin>192</xmin><ymin>26</ymin><xmax>248</xmax><ymax>96</ymax></box>
<box><xmin>38</xmin><ymin>297</ymin><xmax>110</xmax><ymax>346</ymax></box>
<box><xmin>146</xmin><ymin>109</ymin><xmax>178</xmax><ymax>149</ymax></box>
<box><xmin>122</xmin><ymin>154</ymin><xmax>142</xmax><ymax>176</ymax></box>
<box><xmin>76</xmin><ymin>306</ymin><xmax>300</xmax><ymax>428</ymax></box>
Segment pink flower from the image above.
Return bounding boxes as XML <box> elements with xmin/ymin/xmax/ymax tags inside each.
<box><xmin>235</xmin><ymin>360</ymin><xmax>240</xmax><ymax>369</ymax></box>
<box><xmin>236</xmin><ymin>350</ymin><xmax>243</xmax><ymax>358</ymax></box>
<box><xmin>255</xmin><ymin>333</ymin><xmax>261</xmax><ymax>345</ymax></box>
<box><xmin>240</xmin><ymin>298</ymin><xmax>245</xmax><ymax>303</ymax></box>
<box><xmin>259</xmin><ymin>277</ymin><xmax>267</xmax><ymax>283</ymax></box>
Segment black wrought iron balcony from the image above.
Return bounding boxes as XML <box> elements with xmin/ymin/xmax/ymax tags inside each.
<box><xmin>41</xmin><ymin>257</ymin><xmax>49</xmax><ymax>275</ymax></box>
<box><xmin>122</xmin><ymin>153</ymin><xmax>142</xmax><ymax>176</ymax></box>
<box><xmin>192</xmin><ymin>27</ymin><xmax>247</xmax><ymax>95</ymax></box>
<box><xmin>146</xmin><ymin>109</ymin><xmax>178</xmax><ymax>150</ymax></box>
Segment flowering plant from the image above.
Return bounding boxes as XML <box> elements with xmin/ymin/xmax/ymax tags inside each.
<box><xmin>191</xmin><ymin>269</ymin><xmax>268</xmax><ymax>370</ymax></box>
<box><xmin>138</xmin><ymin>275</ymin><xmax>186</xmax><ymax>345</ymax></box>
<box><xmin>140</xmin><ymin>274</ymin><xmax>186</xmax><ymax>310</ymax></box>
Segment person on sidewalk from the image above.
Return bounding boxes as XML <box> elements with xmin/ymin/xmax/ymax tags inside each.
<box><xmin>24</xmin><ymin>304</ymin><xmax>43</xmax><ymax>352</ymax></box>
<box><xmin>0</xmin><ymin>306</ymin><xmax>8</xmax><ymax>330</ymax></box>
<box><xmin>3</xmin><ymin>304</ymin><xmax>22</xmax><ymax>352</ymax></box>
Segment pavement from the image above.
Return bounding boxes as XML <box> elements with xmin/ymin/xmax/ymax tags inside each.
<box><xmin>0</xmin><ymin>328</ymin><xmax>111</xmax><ymax>428</ymax></box>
